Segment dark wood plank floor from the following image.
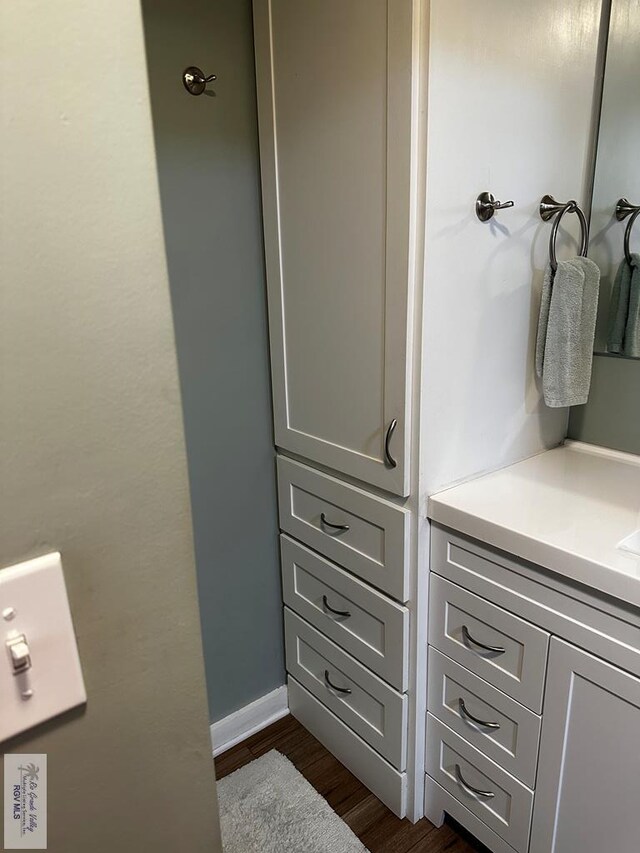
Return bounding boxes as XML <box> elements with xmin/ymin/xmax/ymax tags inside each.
<box><xmin>215</xmin><ymin>714</ymin><xmax>490</xmax><ymax>853</ymax></box>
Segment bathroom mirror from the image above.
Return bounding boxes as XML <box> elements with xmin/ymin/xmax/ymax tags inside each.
<box><xmin>590</xmin><ymin>0</ymin><xmax>640</xmax><ymax>358</ymax></box>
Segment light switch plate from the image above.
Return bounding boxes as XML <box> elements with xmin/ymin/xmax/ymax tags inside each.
<box><xmin>0</xmin><ymin>552</ymin><xmax>86</xmax><ymax>742</ymax></box>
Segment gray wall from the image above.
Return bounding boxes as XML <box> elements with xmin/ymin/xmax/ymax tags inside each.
<box><xmin>0</xmin><ymin>2</ymin><xmax>221</xmax><ymax>851</ymax></box>
<box><xmin>141</xmin><ymin>0</ymin><xmax>285</xmax><ymax>722</ymax></box>
<box><xmin>569</xmin><ymin>355</ymin><xmax>640</xmax><ymax>454</ymax></box>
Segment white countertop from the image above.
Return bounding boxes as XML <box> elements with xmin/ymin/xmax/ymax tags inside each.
<box><xmin>428</xmin><ymin>441</ymin><xmax>640</xmax><ymax>610</ymax></box>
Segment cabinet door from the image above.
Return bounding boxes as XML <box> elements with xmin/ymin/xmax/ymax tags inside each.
<box><xmin>531</xmin><ymin>638</ymin><xmax>640</xmax><ymax>853</ymax></box>
<box><xmin>253</xmin><ymin>0</ymin><xmax>416</xmax><ymax>496</ymax></box>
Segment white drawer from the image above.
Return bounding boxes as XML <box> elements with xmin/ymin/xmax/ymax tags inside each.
<box><xmin>288</xmin><ymin>677</ymin><xmax>407</xmax><ymax>818</ymax></box>
<box><xmin>277</xmin><ymin>455</ymin><xmax>410</xmax><ymax>601</ymax></box>
<box><xmin>429</xmin><ymin>574</ymin><xmax>550</xmax><ymax>712</ymax></box>
<box><xmin>281</xmin><ymin>535</ymin><xmax>409</xmax><ymax>690</ymax></box>
<box><xmin>427</xmin><ymin>647</ymin><xmax>541</xmax><ymax>787</ymax></box>
<box><xmin>284</xmin><ymin>608</ymin><xmax>407</xmax><ymax>769</ymax></box>
<box><xmin>426</xmin><ymin>714</ymin><xmax>533</xmax><ymax>853</ymax></box>
<box><xmin>424</xmin><ymin>776</ymin><xmax>517</xmax><ymax>853</ymax></box>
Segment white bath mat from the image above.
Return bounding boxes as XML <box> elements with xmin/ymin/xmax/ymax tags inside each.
<box><xmin>217</xmin><ymin>749</ymin><xmax>369</xmax><ymax>853</ymax></box>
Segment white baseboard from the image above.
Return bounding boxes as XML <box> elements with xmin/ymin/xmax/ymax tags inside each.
<box><xmin>211</xmin><ymin>685</ymin><xmax>289</xmax><ymax>757</ymax></box>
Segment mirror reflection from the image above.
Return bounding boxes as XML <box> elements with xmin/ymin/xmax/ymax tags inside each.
<box><xmin>591</xmin><ymin>0</ymin><xmax>640</xmax><ymax>358</ymax></box>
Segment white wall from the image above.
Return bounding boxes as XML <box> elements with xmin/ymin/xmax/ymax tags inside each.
<box><xmin>421</xmin><ymin>0</ymin><xmax>604</xmax><ymax>495</ymax></box>
<box><xmin>0</xmin><ymin>2</ymin><xmax>221</xmax><ymax>851</ymax></box>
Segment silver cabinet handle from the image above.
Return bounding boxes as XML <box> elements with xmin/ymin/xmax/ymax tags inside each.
<box><xmin>454</xmin><ymin>764</ymin><xmax>495</xmax><ymax>799</ymax></box>
<box><xmin>322</xmin><ymin>595</ymin><xmax>351</xmax><ymax>619</ymax></box>
<box><xmin>458</xmin><ymin>698</ymin><xmax>501</xmax><ymax>730</ymax></box>
<box><xmin>384</xmin><ymin>418</ymin><xmax>398</xmax><ymax>468</ymax></box>
<box><xmin>320</xmin><ymin>512</ymin><xmax>349</xmax><ymax>534</ymax></box>
<box><xmin>462</xmin><ymin>625</ymin><xmax>506</xmax><ymax>655</ymax></box>
<box><xmin>324</xmin><ymin>670</ymin><xmax>352</xmax><ymax>695</ymax></box>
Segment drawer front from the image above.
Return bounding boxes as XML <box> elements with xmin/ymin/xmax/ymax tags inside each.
<box><xmin>429</xmin><ymin>574</ymin><xmax>550</xmax><ymax>712</ymax></box>
<box><xmin>281</xmin><ymin>535</ymin><xmax>409</xmax><ymax>691</ymax></box>
<box><xmin>277</xmin><ymin>455</ymin><xmax>410</xmax><ymax>601</ymax></box>
<box><xmin>426</xmin><ymin>714</ymin><xmax>533</xmax><ymax>852</ymax></box>
<box><xmin>427</xmin><ymin>647</ymin><xmax>541</xmax><ymax>787</ymax></box>
<box><xmin>284</xmin><ymin>608</ymin><xmax>407</xmax><ymax>769</ymax></box>
<box><xmin>288</xmin><ymin>677</ymin><xmax>407</xmax><ymax>818</ymax></box>
<box><xmin>425</xmin><ymin>775</ymin><xmax>519</xmax><ymax>853</ymax></box>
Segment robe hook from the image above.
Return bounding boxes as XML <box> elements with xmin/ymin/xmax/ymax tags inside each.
<box><xmin>182</xmin><ymin>66</ymin><xmax>217</xmax><ymax>97</ymax></box>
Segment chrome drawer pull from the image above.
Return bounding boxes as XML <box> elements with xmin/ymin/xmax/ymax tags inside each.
<box><xmin>324</xmin><ymin>670</ymin><xmax>352</xmax><ymax>695</ymax></box>
<box><xmin>322</xmin><ymin>595</ymin><xmax>351</xmax><ymax>619</ymax></box>
<box><xmin>458</xmin><ymin>698</ymin><xmax>501</xmax><ymax>730</ymax></box>
<box><xmin>461</xmin><ymin>625</ymin><xmax>506</xmax><ymax>655</ymax></box>
<box><xmin>384</xmin><ymin>418</ymin><xmax>398</xmax><ymax>468</ymax></box>
<box><xmin>320</xmin><ymin>512</ymin><xmax>350</xmax><ymax>534</ymax></box>
<box><xmin>454</xmin><ymin>764</ymin><xmax>495</xmax><ymax>800</ymax></box>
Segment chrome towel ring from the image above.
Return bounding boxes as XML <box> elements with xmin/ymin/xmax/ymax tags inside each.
<box><xmin>615</xmin><ymin>198</ymin><xmax>640</xmax><ymax>266</ymax></box>
<box><xmin>539</xmin><ymin>195</ymin><xmax>589</xmax><ymax>272</ymax></box>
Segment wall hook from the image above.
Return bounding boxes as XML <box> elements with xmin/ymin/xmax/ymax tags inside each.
<box><xmin>475</xmin><ymin>192</ymin><xmax>515</xmax><ymax>222</ymax></box>
<box><xmin>182</xmin><ymin>66</ymin><xmax>217</xmax><ymax>97</ymax></box>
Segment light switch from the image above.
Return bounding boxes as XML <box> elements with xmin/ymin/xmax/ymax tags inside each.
<box><xmin>7</xmin><ymin>634</ymin><xmax>32</xmax><ymax>675</ymax></box>
<box><xmin>0</xmin><ymin>552</ymin><xmax>86</xmax><ymax>742</ymax></box>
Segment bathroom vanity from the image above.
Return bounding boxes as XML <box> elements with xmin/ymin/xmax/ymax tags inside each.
<box><xmin>425</xmin><ymin>441</ymin><xmax>640</xmax><ymax>853</ymax></box>
<box><xmin>252</xmin><ymin>0</ymin><xmax>605</xmax><ymax>825</ymax></box>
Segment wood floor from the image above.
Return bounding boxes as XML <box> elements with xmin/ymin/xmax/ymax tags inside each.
<box><xmin>214</xmin><ymin>714</ymin><xmax>490</xmax><ymax>853</ymax></box>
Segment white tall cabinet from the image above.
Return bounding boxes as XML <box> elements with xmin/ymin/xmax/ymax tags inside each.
<box><xmin>254</xmin><ymin>0</ymin><xmax>424</xmax><ymax>819</ymax></box>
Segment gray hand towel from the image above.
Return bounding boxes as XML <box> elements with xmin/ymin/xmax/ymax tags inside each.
<box><xmin>535</xmin><ymin>264</ymin><xmax>554</xmax><ymax>379</ymax></box>
<box><xmin>624</xmin><ymin>254</ymin><xmax>640</xmax><ymax>357</ymax></box>
<box><xmin>535</xmin><ymin>257</ymin><xmax>601</xmax><ymax>407</ymax></box>
<box><xmin>607</xmin><ymin>253</ymin><xmax>639</xmax><ymax>354</ymax></box>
